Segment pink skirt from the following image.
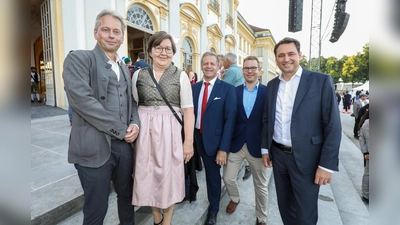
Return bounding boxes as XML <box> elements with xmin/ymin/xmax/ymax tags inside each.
<box><xmin>132</xmin><ymin>106</ymin><xmax>185</xmax><ymax>208</ymax></box>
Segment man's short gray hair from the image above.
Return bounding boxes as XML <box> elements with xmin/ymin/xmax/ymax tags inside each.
<box><xmin>94</xmin><ymin>9</ymin><xmax>126</xmax><ymax>36</ymax></box>
<box><xmin>224</xmin><ymin>52</ymin><xmax>237</xmax><ymax>64</ymax></box>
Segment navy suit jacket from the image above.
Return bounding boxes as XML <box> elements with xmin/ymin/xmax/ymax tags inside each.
<box><xmin>261</xmin><ymin>68</ymin><xmax>341</xmax><ymax>174</ymax></box>
<box><xmin>231</xmin><ymin>83</ymin><xmax>267</xmax><ymax>158</ymax></box>
<box><xmin>192</xmin><ymin>79</ymin><xmax>237</xmax><ymax>156</ymax></box>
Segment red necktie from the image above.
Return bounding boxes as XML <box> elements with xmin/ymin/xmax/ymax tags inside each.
<box><xmin>200</xmin><ymin>82</ymin><xmax>210</xmax><ymax>134</ymax></box>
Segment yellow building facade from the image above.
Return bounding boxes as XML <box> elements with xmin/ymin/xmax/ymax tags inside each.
<box><xmin>30</xmin><ymin>0</ymin><xmax>278</xmax><ymax>109</ymax></box>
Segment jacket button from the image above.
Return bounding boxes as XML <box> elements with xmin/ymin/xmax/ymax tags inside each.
<box><xmin>101</xmin><ymin>96</ymin><xmax>105</xmax><ymax>100</ymax></box>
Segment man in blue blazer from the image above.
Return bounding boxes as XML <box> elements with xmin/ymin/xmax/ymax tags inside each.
<box><xmin>192</xmin><ymin>52</ymin><xmax>237</xmax><ymax>225</ymax></box>
<box><xmin>223</xmin><ymin>56</ymin><xmax>270</xmax><ymax>225</ymax></box>
<box><xmin>261</xmin><ymin>37</ymin><xmax>341</xmax><ymax>225</ymax></box>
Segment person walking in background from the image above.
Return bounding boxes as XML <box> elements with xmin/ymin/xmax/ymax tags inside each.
<box><xmin>358</xmin><ymin>110</ymin><xmax>369</xmax><ymax>204</ymax></box>
<box><xmin>131</xmin><ymin>31</ymin><xmax>195</xmax><ymax>225</ymax></box>
<box><xmin>31</xmin><ymin>67</ymin><xmax>41</xmax><ymax>103</ymax></box>
<box><xmin>353</xmin><ymin>93</ymin><xmax>368</xmax><ymax>139</ymax></box>
<box><xmin>343</xmin><ymin>90</ymin><xmax>352</xmax><ymax>113</ymax></box>
<box><xmin>223</xmin><ymin>56</ymin><xmax>269</xmax><ymax>225</ymax></box>
<box><xmin>216</xmin><ymin>54</ymin><xmax>226</xmax><ymax>79</ymax></box>
<box><xmin>335</xmin><ymin>90</ymin><xmax>341</xmax><ymax>107</ymax></box>
<box><xmin>124</xmin><ymin>57</ymin><xmax>135</xmax><ymax>78</ymax></box>
<box><xmin>192</xmin><ymin>52</ymin><xmax>237</xmax><ymax>225</ymax></box>
<box><xmin>63</xmin><ymin>9</ymin><xmax>140</xmax><ymax>224</ymax></box>
<box><xmin>261</xmin><ymin>37</ymin><xmax>341</xmax><ymax>225</ymax></box>
<box><xmin>185</xmin><ymin>64</ymin><xmax>196</xmax><ymax>85</ymax></box>
<box><xmin>133</xmin><ymin>52</ymin><xmax>149</xmax><ymax>74</ymax></box>
<box><xmin>222</xmin><ymin>52</ymin><xmax>245</xmax><ymax>87</ymax></box>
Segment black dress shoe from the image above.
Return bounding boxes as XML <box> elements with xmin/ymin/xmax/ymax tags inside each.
<box><xmin>205</xmin><ymin>214</ymin><xmax>217</xmax><ymax>225</ymax></box>
<box><xmin>243</xmin><ymin>166</ymin><xmax>252</xmax><ymax>180</ymax></box>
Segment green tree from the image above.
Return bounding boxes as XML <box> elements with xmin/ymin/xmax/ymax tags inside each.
<box><xmin>325</xmin><ymin>56</ymin><xmax>340</xmax><ymax>83</ymax></box>
<box><xmin>355</xmin><ymin>43</ymin><xmax>369</xmax><ymax>82</ymax></box>
<box><xmin>342</xmin><ymin>55</ymin><xmax>358</xmax><ymax>83</ymax></box>
<box><xmin>300</xmin><ymin>55</ymin><xmax>308</xmax><ymax>68</ymax></box>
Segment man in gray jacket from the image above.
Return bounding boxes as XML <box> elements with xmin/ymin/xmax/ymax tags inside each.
<box><xmin>63</xmin><ymin>9</ymin><xmax>139</xmax><ymax>225</ymax></box>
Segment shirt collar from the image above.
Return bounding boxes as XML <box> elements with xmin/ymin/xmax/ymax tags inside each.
<box><xmin>244</xmin><ymin>81</ymin><xmax>259</xmax><ymax>91</ymax></box>
<box><xmin>101</xmin><ymin>50</ymin><xmax>122</xmax><ymax>64</ymax></box>
<box><xmin>204</xmin><ymin>76</ymin><xmax>218</xmax><ymax>86</ymax></box>
<box><xmin>278</xmin><ymin>66</ymin><xmax>303</xmax><ymax>81</ymax></box>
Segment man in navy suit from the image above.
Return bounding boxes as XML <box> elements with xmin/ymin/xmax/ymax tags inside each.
<box><xmin>192</xmin><ymin>52</ymin><xmax>237</xmax><ymax>225</ymax></box>
<box><xmin>223</xmin><ymin>56</ymin><xmax>270</xmax><ymax>225</ymax></box>
<box><xmin>261</xmin><ymin>37</ymin><xmax>341</xmax><ymax>225</ymax></box>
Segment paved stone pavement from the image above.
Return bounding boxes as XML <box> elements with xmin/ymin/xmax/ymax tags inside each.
<box><xmin>31</xmin><ymin>104</ymin><xmax>369</xmax><ymax>224</ymax></box>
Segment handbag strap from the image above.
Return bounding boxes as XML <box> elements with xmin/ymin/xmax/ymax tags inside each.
<box><xmin>147</xmin><ymin>67</ymin><xmax>183</xmax><ymax>126</ymax></box>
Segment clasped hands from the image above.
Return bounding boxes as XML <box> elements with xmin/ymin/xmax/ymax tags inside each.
<box><xmin>124</xmin><ymin>124</ymin><xmax>139</xmax><ymax>143</ymax></box>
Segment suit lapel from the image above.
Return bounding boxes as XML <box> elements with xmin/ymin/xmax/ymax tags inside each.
<box><xmin>237</xmin><ymin>85</ymin><xmax>246</xmax><ymax>117</ymax></box>
<box><xmin>292</xmin><ymin>69</ymin><xmax>313</xmax><ymax>115</ymax></box>
<box><xmin>206</xmin><ymin>79</ymin><xmax>222</xmax><ymax>111</ymax></box>
<box><xmin>248</xmin><ymin>84</ymin><xmax>265</xmax><ymax>119</ymax></box>
<box><xmin>193</xmin><ymin>82</ymin><xmax>202</xmax><ymax>117</ymax></box>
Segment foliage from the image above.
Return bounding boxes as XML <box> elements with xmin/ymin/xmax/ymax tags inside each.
<box><xmin>301</xmin><ymin>43</ymin><xmax>369</xmax><ymax>84</ymax></box>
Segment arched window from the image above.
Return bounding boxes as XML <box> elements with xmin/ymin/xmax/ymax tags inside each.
<box><xmin>126</xmin><ymin>6</ymin><xmax>154</xmax><ymax>32</ymax></box>
<box><xmin>182</xmin><ymin>37</ymin><xmax>193</xmax><ymax>70</ymax></box>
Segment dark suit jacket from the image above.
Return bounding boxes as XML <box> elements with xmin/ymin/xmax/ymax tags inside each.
<box><xmin>231</xmin><ymin>83</ymin><xmax>267</xmax><ymax>158</ymax></box>
<box><xmin>261</xmin><ymin>68</ymin><xmax>341</xmax><ymax>174</ymax></box>
<box><xmin>192</xmin><ymin>79</ymin><xmax>237</xmax><ymax>156</ymax></box>
<box><xmin>63</xmin><ymin>44</ymin><xmax>139</xmax><ymax>168</ymax></box>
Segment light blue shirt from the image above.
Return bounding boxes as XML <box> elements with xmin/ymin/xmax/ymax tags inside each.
<box><xmin>243</xmin><ymin>82</ymin><xmax>259</xmax><ymax>118</ymax></box>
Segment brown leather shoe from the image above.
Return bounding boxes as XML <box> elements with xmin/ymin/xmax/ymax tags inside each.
<box><xmin>256</xmin><ymin>218</ymin><xmax>266</xmax><ymax>225</ymax></box>
<box><xmin>226</xmin><ymin>200</ymin><xmax>240</xmax><ymax>214</ymax></box>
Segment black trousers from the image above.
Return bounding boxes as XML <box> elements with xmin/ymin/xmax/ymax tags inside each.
<box><xmin>272</xmin><ymin>144</ymin><xmax>320</xmax><ymax>225</ymax></box>
<box><xmin>353</xmin><ymin>116</ymin><xmax>360</xmax><ymax>137</ymax></box>
<box><xmin>75</xmin><ymin>139</ymin><xmax>135</xmax><ymax>225</ymax></box>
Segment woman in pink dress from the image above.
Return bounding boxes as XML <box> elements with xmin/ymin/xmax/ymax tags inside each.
<box><xmin>131</xmin><ymin>31</ymin><xmax>195</xmax><ymax>225</ymax></box>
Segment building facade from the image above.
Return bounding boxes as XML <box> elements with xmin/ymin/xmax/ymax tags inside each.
<box><xmin>30</xmin><ymin>0</ymin><xmax>278</xmax><ymax>109</ymax></box>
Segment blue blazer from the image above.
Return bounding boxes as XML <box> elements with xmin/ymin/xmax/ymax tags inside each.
<box><xmin>231</xmin><ymin>84</ymin><xmax>267</xmax><ymax>158</ymax></box>
<box><xmin>261</xmin><ymin>68</ymin><xmax>341</xmax><ymax>174</ymax></box>
<box><xmin>192</xmin><ymin>79</ymin><xmax>237</xmax><ymax>156</ymax></box>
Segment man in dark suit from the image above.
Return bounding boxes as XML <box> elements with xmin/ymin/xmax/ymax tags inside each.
<box><xmin>132</xmin><ymin>52</ymin><xmax>149</xmax><ymax>74</ymax></box>
<box><xmin>223</xmin><ymin>56</ymin><xmax>269</xmax><ymax>225</ymax></box>
<box><xmin>63</xmin><ymin>10</ymin><xmax>139</xmax><ymax>225</ymax></box>
<box><xmin>192</xmin><ymin>52</ymin><xmax>237</xmax><ymax>225</ymax></box>
<box><xmin>261</xmin><ymin>37</ymin><xmax>341</xmax><ymax>225</ymax></box>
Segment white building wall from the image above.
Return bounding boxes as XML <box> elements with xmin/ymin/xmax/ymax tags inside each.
<box><xmin>170</xmin><ymin>0</ymin><xmax>181</xmax><ymax>64</ymax></box>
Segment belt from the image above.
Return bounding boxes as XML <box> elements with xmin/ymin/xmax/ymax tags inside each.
<box><xmin>273</xmin><ymin>140</ymin><xmax>292</xmax><ymax>153</ymax></box>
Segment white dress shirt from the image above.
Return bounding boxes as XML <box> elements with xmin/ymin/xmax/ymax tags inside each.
<box><xmin>195</xmin><ymin>77</ymin><xmax>217</xmax><ymax>129</ymax></box>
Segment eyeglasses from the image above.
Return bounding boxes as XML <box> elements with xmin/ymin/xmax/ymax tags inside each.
<box><xmin>243</xmin><ymin>67</ymin><xmax>258</xmax><ymax>72</ymax></box>
<box><xmin>153</xmin><ymin>46</ymin><xmax>173</xmax><ymax>54</ymax></box>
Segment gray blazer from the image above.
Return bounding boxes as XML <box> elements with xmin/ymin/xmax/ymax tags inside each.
<box><xmin>63</xmin><ymin>44</ymin><xmax>139</xmax><ymax>168</ymax></box>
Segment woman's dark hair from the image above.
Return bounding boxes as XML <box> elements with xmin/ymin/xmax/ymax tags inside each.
<box><xmin>358</xmin><ymin>109</ymin><xmax>369</xmax><ymax>131</ymax></box>
<box><xmin>147</xmin><ymin>31</ymin><xmax>177</xmax><ymax>56</ymax></box>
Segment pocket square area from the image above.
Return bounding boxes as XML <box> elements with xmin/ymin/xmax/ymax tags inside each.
<box><xmin>213</xmin><ymin>97</ymin><xmax>221</xmax><ymax>100</ymax></box>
